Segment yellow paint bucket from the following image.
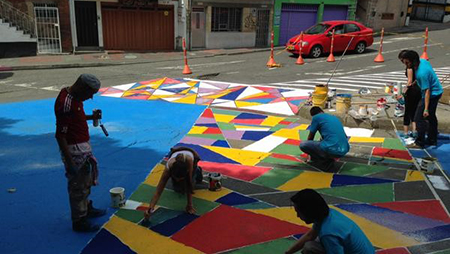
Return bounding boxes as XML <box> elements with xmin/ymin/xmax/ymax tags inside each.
<box><xmin>336</xmin><ymin>94</ymin><xmax>352</xmax><ymax>114</ymax></box>
<box><xmin>312</xmin><ymin>92</ymin><xmax>328</xmax><ymax>108</ymax></box>
<box><xmin>314</xmin><ymin>85</ymin><xmax>328</xmax><ymax>94</ymax></box>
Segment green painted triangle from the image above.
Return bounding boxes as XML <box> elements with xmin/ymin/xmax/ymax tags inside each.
<box><xmin>212</xmin><ymin>108</ymin><xmax>241</xmax><ymax>116</ymax></box>
<box><xmin>115</xmin><ymin>209</ymin><xmax>144</xmax><ymax>223</ymax></box>
<box><xmin>270</xmin><ymin>125</ymin><xmax>289</xmax><ymax>132</ymax></box>
<box><xmin>317</xmin><ymin>183</ymin><xmax>394</xmax><ymax>203</ymax></box>
<box><xmin>383</xmin><ymin>138</ymin><xmax>407</xmax><ymax>151</ymax></box>
<box><xmin>129</xmin><ymin>184</ymin><xmax>218</xmax><ymax>215</ymax></box>
<box><xmin>299</xmin><ymin>130</ymin><xmax>321</xmax><ymax>141</ymax></box>
<box><xmin>339</xmin><ymin>162</ymin><xmax>389</xmax><ymax>177</ymax></box>
<box><xmin>270</xmin><ymin>144</ymin><xmax>302</xmax><ymax>155</ymax></box>
<box><xmin>260</xmin><ymin>156</ymin><xmax>302</xmax><ymax>167</ymax></box>
<box><xmin>253</xmin><ymin>168</ymin><xmax>303</xmax><ymax>189</ymax></box>
<box><xmin>228</xmin><ymin>237</ymin><xmax>298</xmax><ymax>253</ymax></box>
<box><xmin>217</xmin><ymin>122</ymin><xmax>236</xmax><ymax>130</ymax></box>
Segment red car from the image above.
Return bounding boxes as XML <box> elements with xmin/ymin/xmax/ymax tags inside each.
<box><xmin>285</xmin><ymin>20</ymin><xmax>373</xmax><ymax>58</ymax></box>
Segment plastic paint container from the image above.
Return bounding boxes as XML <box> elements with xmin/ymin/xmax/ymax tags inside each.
<box><xmin>110</xmin><ymin>187</ymin><xmax>126</xmax><ymax>208</ymax></box>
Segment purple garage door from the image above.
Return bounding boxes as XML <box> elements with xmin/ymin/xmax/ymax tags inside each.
<box><xmin>322</xmin><ymin>5</ymin><xmax>348</xmax><ymax>21</ymax></box>
<box><xmin>279</xmin><ymin>4</ymin><xmax>318</xmax><ymax>45</ymax></box>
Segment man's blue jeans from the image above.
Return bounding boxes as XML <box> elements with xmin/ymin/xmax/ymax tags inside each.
<box><xmin>300</xmin><ymin>141</ymin><xmax>335</xmax><ymax>162</ymax></box>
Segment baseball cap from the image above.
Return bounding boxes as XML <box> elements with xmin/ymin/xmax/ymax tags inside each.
<box><xmin>79</xmin><ymin>74</ymin><xmax>101</xmax><ymax>90</ymax></box>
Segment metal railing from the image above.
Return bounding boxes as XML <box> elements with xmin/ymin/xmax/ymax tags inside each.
<box><xmin>0</xmin><ymin>0</ymin><xmax>36</xmax><ymax>37</ymax></box>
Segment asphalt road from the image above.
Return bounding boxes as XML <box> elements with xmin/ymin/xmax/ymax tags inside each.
<box><xmin>0</xmin><ymin>28</ymin><xmax>449</xmax><ymax>103</ymax></box>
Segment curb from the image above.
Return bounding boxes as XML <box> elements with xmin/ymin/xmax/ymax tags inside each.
<box><xmin>0</xmin><ymin>47</ymin><xmax>280</xmax><ymax>72</ymax></box>
<box><xmin>297</xmin><ymin>105</ymin><xmax>450</xmax><ymax>132</ymax></box>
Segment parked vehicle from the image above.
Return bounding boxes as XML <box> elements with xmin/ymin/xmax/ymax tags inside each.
<box><xmin>285</xmin><ymin>20</ymin><xmax>374</xmax><ymax>58</ymax></box>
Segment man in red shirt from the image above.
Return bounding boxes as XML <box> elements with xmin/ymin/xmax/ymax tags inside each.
<box><xmin>55</xmin><ymin>74</ymin><xmax>106</xmax><ymax>232</ymax></box>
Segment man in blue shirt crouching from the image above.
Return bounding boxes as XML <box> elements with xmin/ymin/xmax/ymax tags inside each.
<box><xmin>300</xmin><ymin>106</ymin><xmax>349</xmax><ymax>171</ymax></box>
<box><xmin>285</xmin><ymin>189</ymin><xmax>375</xmax><ymax>254</ymax></box>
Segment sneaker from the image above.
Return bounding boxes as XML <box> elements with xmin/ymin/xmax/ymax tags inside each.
<box><xmin>87</xmin><ymin>200</ymin><xmax>106</xmax><ymax>218</ymax></box>
<box><xmin>72</xmin><ymin>218</ymin><xmax>100</xmax><ymax>232</ymax></box>
<box><xmin>406</xmin><ymin>143</ymin><xmax>424</xmax><ymax>149</ymax></box>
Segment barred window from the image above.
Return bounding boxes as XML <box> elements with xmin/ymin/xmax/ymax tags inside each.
<box><xmin>211</xmin><ymin>7</ymin><xmax>242</xmax><ymax>32</ymax></box>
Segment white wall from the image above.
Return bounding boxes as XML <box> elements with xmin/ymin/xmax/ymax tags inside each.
<box><xmin>0</xmin><ymin>20</ymin><xmax>36</xmax><ymax>42</ymax></box>
<box><xmin>206</xmin><ymin>32</ymin><xmax>256</xmax><ymax>48</ymax></box>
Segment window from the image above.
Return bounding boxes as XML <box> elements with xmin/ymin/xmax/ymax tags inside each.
<box><xmin>305</xmin><ymin>23</ymin><xmax>331</xmax><ymax>35</ymax></box>
<box><xmin>211</xmin><ymin>7</ymin><xmax>242</xmax><ymax>32</ymax></box>
<box><xmin>344</xmin><ymin>24</ymin><xmax>360</xmax><ymax>33</ymax></box>
<box><xmin>333</xmin><ymin>25</ymin><xmax>344</xmax><ymax>34</ymax></box>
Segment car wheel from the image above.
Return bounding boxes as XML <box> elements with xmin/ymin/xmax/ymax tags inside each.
<box><xmin>309</xmin><ymin>45</ymin><xmax>322</xmax><ymax>58</ymax></box>
<box><xmin>355</xmin><ymin>42</ymin><xmax>366</xmax><ymax>54</ymax></box>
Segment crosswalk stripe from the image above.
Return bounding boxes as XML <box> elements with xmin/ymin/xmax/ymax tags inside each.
<box><xmin>271</xmin><ymin>66</ymin><xmax>450</xmax><ymax>92</ymax></box>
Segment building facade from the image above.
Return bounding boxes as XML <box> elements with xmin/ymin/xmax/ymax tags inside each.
<box><xmin>188</xmin><ymin>0</ymin><xmax>273</xmax><ymax>49</ymax></box>
<box><xmin>356</xmin><ymin>0</ymin><xmax>409</xmax><ymax>31</ymax></box>
<box><xmin>273</xmin><ymin>0</ymin><xmax>357</xmax><ymax>46</ymax></box>
<box><xmin>411</xmin><ymin>0</ymin><xmax>450</xmax><ymax>23</ymax></box>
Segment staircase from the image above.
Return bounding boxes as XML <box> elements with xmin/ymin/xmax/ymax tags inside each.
<box><xmin>0</xmin><ymin>0</ymin><xmax>37</xmax><ymax>57</ymax></box>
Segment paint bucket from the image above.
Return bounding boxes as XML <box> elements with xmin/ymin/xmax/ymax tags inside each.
<box><xmin>336</xmin><ymin>94</ymin><xmax>352</xmax><ymax>114</ymax></box>
<box><xmin>207</xmin><ymin>173</ymin><xmax>222</xmax><ymax>191</ymax></box>
<box><xmin>311</xmin><ymin>85</ymin><xmax>328</xmax><ymax>108</ymax></box>
<box><xmin>312</xmin><ymin>92</ymin><xmax>328</xmax><ymax>108</ymax></box>
<box><xmin>385</xmin><ymin>83</ymin><xmax>394</xmax><ymax>94</ymax></box>
<box><xmin>110</xmin><ymin>187</ymin><xmax>125</xmax><ymax>208</ymax></box>
<box><xmin>393</xmin><ymin>81</ymin><xmax>402</xmax><ymax>95</ymax></box>
<box><xmin>359</xmin><ymin>105</ymin><xmax>368</xmax><ymax>116</ymax></box>
<box><xmin>377</xmin><ymin>98</ymin><xmax>387</xmax><ymax>111</ymax></box>
<box><xmin>420</xmin><ymin>157</ymin><xmax>436</xmax><ymax>174</ymax></box>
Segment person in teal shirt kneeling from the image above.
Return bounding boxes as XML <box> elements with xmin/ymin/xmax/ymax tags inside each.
<box><xmin>300</xmin><ymin>106</ymin><xmax>349</xmax><ymax>171</ymax></box>
<box><xmin>285</xmin><ymin>189</ymin><xmax>375</xmax><ymax>254</ymax></box>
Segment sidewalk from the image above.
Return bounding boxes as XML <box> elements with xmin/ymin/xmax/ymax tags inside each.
<box><xmin>0</xmin><ymin>20</ymin><xmax>448</xmax><ymax>72</ymax></box>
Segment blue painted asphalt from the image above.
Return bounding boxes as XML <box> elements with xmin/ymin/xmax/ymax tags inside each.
<box><xmin>0</xmin><ymin>96</ymin><xmax>205</xmax><ymax>254</ymax></box>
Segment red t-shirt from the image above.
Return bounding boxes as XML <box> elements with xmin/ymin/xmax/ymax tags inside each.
<box><xmin>54</xmin><ymin>88</ymin><xmax>90</xmax><ymax>144</ymax></box>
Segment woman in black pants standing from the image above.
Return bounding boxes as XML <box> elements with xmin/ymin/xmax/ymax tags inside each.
<box><xmin>398</xmin><ymin>50</ymin><xmax>421</xmax><ymax>139</ymax></box>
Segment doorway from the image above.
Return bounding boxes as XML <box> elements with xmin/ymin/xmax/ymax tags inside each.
<box><xmin>191</xmin><ymin>7</ymin><xmax>206</xmax><ymax>48</ymax></box>
<box><xmin>75</xmin><ymin>1</ymin><xmax>99</xmax><ymax>48</ymax></box>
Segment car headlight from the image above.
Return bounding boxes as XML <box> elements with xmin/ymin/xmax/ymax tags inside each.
<box><xmin>301</xmin><ymin>41</ymin><xmax>309</xmax><ymax>46</ymax></box>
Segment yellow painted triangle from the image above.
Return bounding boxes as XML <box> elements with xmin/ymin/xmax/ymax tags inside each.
<box><xmin>187</xmin><ymin>81</ymin><xmax>199</xmax><ymax>87</ymax></box>
<box><xmin>122</xmin><ymin>90</ymin><xmax>151</xmax><ymax>97</ymax></box>
<box><xmin>239</xmin><ymin>92</ymin><xmax>270</xmax><ymax>100</ymax></box>
<box><xmin>205</xmin><ymin>146</ymin><xmax>270</xmax><ymax>166</ymax></box>
<box><xmin>214</xmin><ymin>113</ymin><xmax>236</xmax><ymax>123</ymax></box>
<box><xmin>180</xmin><ymin>87</ymin><xmax>193</xmax><ymax>94</ymax></box>
<box><xmin>174</xmin><ymin>94</ymin><xmax>197</xmax><ymax>104</ymax></box>
<box><xmin>278</xmin><ymin>171</ymin><xmax>333</xmax><ymax>191</ymax></box>
<box><xmin>235</xmin><ymin>101</ymin><xmax>261</xmax><ymax>107</ymax></box>
<box><xmin>143</xmin><ymin>163</ymin><xmax>166</xmax><ymax>187</ymax></box>
<box><xmin>149</xmin><ymin>77</ymin><xmax>167</xmax><ymax>89</ymax></box>
<box><xmin>349</xmin><ymin>137</ymin><xmax>385</xmax><ymax>143</ymax></box>
<box><xmin>261</xmin><ymin>116</ymin><xmax>285</xmax><ymax>127</ymax></box>
<box><xmin>104</xmin><ymin>216</ymin><xmax>202</xmax><ymax>254</ymax></box>
<box><xmin>405</xmin><ymin>170</ymin><xmax>426</xmax><ymax>181</ymax></box>
<box><xmin>188</xmin><ymin>126</ymin><xmax>208</xmax><ymax>134</ymax></box>
<box><xmin>250</xmin><ymin>207</ymin><xmax>309</xmax><ymax>227</ymax></box>
<box><xmin>332</xmin><ymin>206</ymin><xmax>420</xmax><ymax>248</ymax></box>
<box><xmin>273</xmin><ymin>128</ymin><xmax>300</xmax><ymax>140</ymax></box>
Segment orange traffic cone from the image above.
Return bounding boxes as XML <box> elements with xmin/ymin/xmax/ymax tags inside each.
<box><xmin>374</xmin><ymin>28</ymin><xmax>385</xmax><ymax>63</ymax></box>
<box><xmin>182</xmin><ymin>38</ymin><xmax>192</xmax><ymax>75</ymax></box>
<box><xmin>421</xmin><ymin>27</ymin><xmax>429</xmax><ymax>60</ymax></box>
<box><xmin>296</xmin><ymin>32</ymin><xmax>305</xmax><ymax>65</ymax></box>
<box><xmin>267</xmin><ymin>31</ymin><xmax>278</xmax><ymax>67</ymax></box>
<box><xmin>327</xmin><ymin>29</ymin><xmax>335</xmax><ymax>62</ymax></box>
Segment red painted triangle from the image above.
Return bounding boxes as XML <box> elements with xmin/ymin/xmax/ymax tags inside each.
<box><xmin>172</xmin><ymin>205</ymin><xmax>309</xmax><ymax>254</ymax></box>
<box><xmin>201</xmin><ymin>108</ymin><xmax>214</xmax><ymax>118</ymax></box>
<box><xmin>253</xmin><ymin>86</ymin><xmax>275</xmax><ymax>92</ymax></box>
<box><xmin>372</xmin><ymin>200</ymin><xmax>450</xmax><ymax>223</ymax></box>
<box><xmin>163</xmin><ymin>77</ymin><xmax>184</xmax><ymax>84</ymax></box>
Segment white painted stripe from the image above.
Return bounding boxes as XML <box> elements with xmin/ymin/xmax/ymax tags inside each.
<box><xmin>242</xmin><ymin>135</ymin><xmax>287</xmax><ymax>153</ymax></box>
<box><xmin>315</xmin><ymin>78</ymin><xmax>390</xmax><ymax>86</ymax></box>
<box><xmin>272</xmin><ymin>83</ymin><xmax>358</xmax><ymax>92</ymax></box>
<box><xmin>293</xmin><ymin>80</ymin><xmax>381</xmax><ymax>89</ymax></box>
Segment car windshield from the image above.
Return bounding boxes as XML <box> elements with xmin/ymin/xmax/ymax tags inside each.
<box><xmin>305</xmin><ymin>24</ymin><xmax>331</xmax><ymax>35</ymax></box>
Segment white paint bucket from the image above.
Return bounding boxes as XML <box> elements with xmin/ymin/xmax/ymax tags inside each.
<box><xmin>420</xmin><ymin>157</ymin><xmax>436</xmax><ymax>174</ymax></box>
<box><xmin>110</xmin><ymin>187</ymin><xmax>125</xmax><ymax>208</ymax></box>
